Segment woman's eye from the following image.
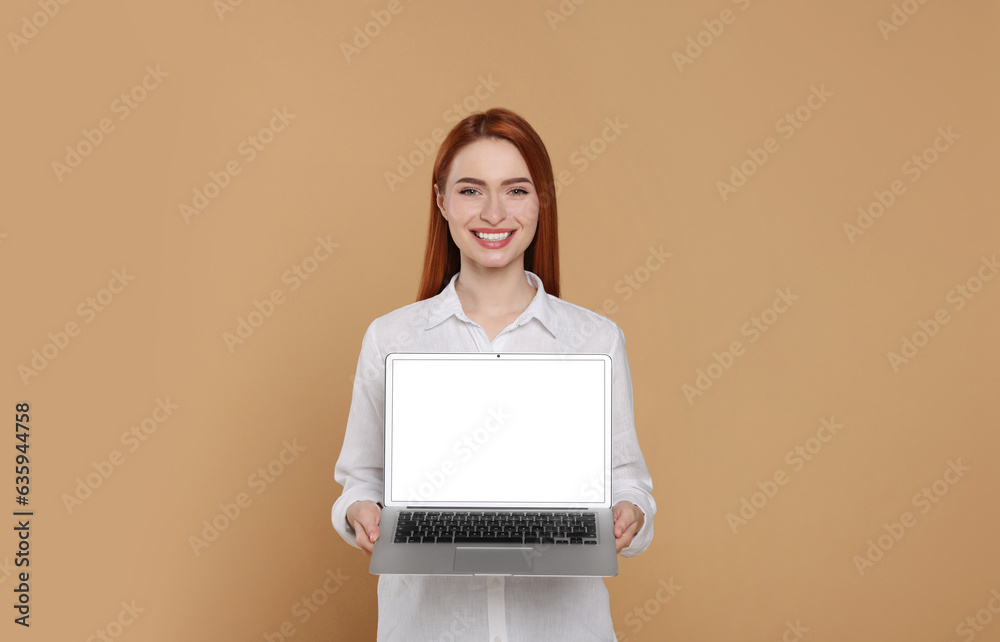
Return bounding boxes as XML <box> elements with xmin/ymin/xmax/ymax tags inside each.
<box><xmin>458</xmin><ymin>188</ymin><xmax>480</xmax><ymax>196</ymax></box>
<box><xmin>509</xmin><ymin>187</ymin><xmax>529</xmax><ymax>195</ymax></box>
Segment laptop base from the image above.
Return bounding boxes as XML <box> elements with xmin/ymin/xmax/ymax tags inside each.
<box><xmin>370</xmin><ymin>507</ymin><xmax>618</xmax><ymax>577</ymax></box>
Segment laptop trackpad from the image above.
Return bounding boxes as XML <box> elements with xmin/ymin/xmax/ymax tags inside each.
<box><xmin>454</xmin><ymin>547</ymin><xmax>534</xmax><ymax>574</ymax></box>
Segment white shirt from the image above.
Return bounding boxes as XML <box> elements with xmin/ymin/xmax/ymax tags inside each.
<box><xmin>332</xmin><ymin>271</ymin><xmax>656</xmax><ymax>642</ymax></box>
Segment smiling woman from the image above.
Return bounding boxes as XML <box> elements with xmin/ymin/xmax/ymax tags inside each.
<box><xmin>419</xmin><ymin>108</ymin><xmax>560</xmax><ymax>301</ymax></box>
<box><xmin>331</xmin><ymin>107</ymin><xmax>656</xmax><ymax>642</ymax></box>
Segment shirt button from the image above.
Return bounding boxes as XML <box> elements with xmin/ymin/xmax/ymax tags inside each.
<box><xmin>494</xmin><ymin>637</ymin><xmax>502</xmax><ymax>642</ymax></box>
<box><xmin>491</xmin><ymin>577</ymin><xmax>502</xmax><ymax>587</ymax></box>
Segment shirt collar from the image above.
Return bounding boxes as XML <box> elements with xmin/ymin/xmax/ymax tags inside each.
<box><xmin>424</xmin><ymin>270</ymin><xmax>560</xmax><ymax>337</ymax></box>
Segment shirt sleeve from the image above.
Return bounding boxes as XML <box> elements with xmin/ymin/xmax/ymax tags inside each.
<box><xmin>331</xmin><ymin>319</ymin><xmax>386</xmax><ymax>547</ymax></box>
<box><xmin>609</xmin><ymin>325</ymin><xmax>657</xmax><ymax>557</ymax></box>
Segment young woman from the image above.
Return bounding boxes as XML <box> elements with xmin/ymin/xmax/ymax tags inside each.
<box><xmin>332</xmin><ymin>107</ymin><xmax>656</xmax><ymax>641</ymax></box>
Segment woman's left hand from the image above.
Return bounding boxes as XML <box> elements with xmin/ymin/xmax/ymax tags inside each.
<box><xmin>612</xmin><ymin>501</ymin><xmax>645</xmax><ymax>553</ymax></box>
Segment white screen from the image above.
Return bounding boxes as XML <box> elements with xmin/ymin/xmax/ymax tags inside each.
<box><xmin>388</xmin><ymin>357</ymin><xmax>607</xmax><ymax>505</ymax></box>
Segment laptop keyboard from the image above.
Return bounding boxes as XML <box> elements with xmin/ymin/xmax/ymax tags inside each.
<box><xmin>393</xmin><ymin>511</ymin><xmax>598</xmax><ymax>544</ymax></box>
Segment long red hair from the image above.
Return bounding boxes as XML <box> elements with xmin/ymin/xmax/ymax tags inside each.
<box><xmin>416</xmin><ymin>107</ymin><xmax>560</xmax><ymax>301</ymax></box>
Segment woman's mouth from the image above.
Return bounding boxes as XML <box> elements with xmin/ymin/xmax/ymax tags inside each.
<box><xmin>472</xmin><ymin>229</ymin><xmax>515</xmax><ymax>248</ymax></box>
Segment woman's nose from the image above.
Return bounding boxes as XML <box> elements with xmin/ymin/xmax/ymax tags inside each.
<box><xmin>480</xmin><ymin>195</ymin><xmax>505</xmax><ymax>225</ymax></box>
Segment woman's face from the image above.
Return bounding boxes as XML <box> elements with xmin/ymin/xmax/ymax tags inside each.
<box><xmin>435</xmin><ymin>137</ymin><xmax>539</xmax><ymax>272</ymax></box>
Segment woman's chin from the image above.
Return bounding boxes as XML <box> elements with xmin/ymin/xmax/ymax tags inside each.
<box><xmin>465</xmin><ymin>255</ymin><xmax>525</xmax><ymax>272</ymax></box>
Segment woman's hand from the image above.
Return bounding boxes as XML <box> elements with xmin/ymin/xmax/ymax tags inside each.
<box><xmin>613</xmin><ymin>501</ymin><xmax>644</xmax><ymax>554</ymax></box>
<box><xmin>346</xmin><ymin>500</ymin><xmax>381</xmax><ymax>557</ymax></box>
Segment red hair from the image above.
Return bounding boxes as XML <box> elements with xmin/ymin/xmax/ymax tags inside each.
<box><xmin>416</xmin><ymin>107</ymin><xmax>560</xmax><ymax>301</ymax></box>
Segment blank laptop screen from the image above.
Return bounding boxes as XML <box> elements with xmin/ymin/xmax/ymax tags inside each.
<box><xmin>387</xmin><ymin>356</ymin><xmax>609</xmax><ymax>506</ymax></box>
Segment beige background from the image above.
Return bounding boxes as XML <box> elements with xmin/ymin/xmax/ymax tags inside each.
<box><xmin>2</xmin><ymin>0</ymin><xmax>998</xmax><ymax>640</ymax></box>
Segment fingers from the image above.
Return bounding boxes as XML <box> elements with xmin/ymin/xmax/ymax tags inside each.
<box><xmin>613</xmin><ymin>502</ymin><xmax>635</xmax><ymax>536</ymax></box>
<box><xmin>350</xmin><ymin>501</ymin><xmax>381</xmax><ymax>556</ymax></box>
<box><xmin>615</xmin><ymin>519</ymin><xmax>640</xmax><ymax>553</ymax></box>
<box><xmin>613</xmin><ymin>502</ymin><xmax>641</xmax><ymax>553</ymax></box>
<box><xmin>353</xmin><ymin>519</ymin><xmax>371</xmax><ymax>554</ymax></box>
<box><xmin>354</xmin><ymin>511</ymin><xmax>378</xmax><ymax>557</ymax></box>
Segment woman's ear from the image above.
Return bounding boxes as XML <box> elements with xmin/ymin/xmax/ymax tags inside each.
<box><xmin>434</xmin><ymin>183</ymin><xmax>446</xmax><ymax>218</ymax></box>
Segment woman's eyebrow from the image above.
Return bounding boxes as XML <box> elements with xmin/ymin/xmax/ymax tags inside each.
<box><xmin>455</xmin><ymin>177</ymin><xmax>533</xmax><ymax>186</ymax></box>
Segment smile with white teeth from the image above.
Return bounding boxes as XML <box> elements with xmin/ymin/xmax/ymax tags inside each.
<box><xmin>474</xmin><ymin>231</ymin><xmax>513</xmax><ymax>241</ymax></box>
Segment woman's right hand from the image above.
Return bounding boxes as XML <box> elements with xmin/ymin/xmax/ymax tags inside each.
<box><xmin>346</xmin><ymin>500</ymin><xmax>381</xmax><ymax>557</ymax></box>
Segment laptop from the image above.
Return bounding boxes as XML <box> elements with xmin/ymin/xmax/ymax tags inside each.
<box><xmin>370</xmin><ymin>352</ymin><xmax>617</xmax><ymax>577</ymax></box>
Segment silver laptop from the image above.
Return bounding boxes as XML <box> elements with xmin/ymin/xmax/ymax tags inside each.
<box><xmin>370</xmin><ymin>352</ymin><xmax>617</xmax><ymax>577</ymax></box>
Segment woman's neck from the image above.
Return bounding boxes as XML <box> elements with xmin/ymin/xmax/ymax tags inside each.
<box><xmin>454</xmin><ymin>261</ymin><xmax>536</xmax><ymax>320</ymax></box>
